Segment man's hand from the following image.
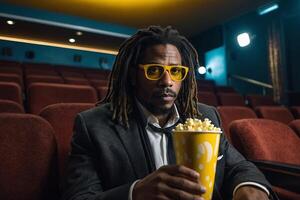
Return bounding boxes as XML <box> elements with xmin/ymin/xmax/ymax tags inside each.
<box><xmin>132</xmin><ymin>165</ymin><xmax>206</xmax><ymax>200</ymax></box>
<box><xmin>233</xmin><ymin>186</ymin><xmax>269</xmax><ymax>200</ymax></box>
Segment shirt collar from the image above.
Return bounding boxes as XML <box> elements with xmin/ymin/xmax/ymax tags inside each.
<box><xmin>135</xmin><ymin>99</ymin><xmax>180</xmax><ymax>129</ymax></box>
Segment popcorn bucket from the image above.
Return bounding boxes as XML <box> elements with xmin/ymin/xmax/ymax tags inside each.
<box><xmin>172</xmin><ymin>130</ymin><xmax>221</xmax><ymax>200</ymax></box>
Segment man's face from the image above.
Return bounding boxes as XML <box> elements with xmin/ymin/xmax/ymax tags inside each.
<box><xmin>135</xmin><ymin>43</ymin><xmax>183</xmax><ymax>115</ymax></box>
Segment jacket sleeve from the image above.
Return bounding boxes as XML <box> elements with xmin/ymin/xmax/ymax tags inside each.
<box><xmin>61</xmin><ymin>114</ymin><xmax>132</xmax><ymax>200</ymax></box>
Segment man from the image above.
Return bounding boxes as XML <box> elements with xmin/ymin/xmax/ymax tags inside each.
<box><xmin>62</xmin><ymin>26</ymin><xmax>277</xmax><ymax>200</ymax></box>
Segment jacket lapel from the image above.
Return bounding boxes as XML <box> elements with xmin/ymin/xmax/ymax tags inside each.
<box><xmin>115</xmin><ymin>119</ymin><xmax>150</xmax><ymax>179</ymax></box>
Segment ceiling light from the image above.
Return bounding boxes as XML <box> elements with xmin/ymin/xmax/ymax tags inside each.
<box><xmin>198</xmin><ymin>66</ymin><xmax>207</xmax><ymax>75</ymax></box>
<box><xmin>69</xmin><ymin>38</ymin><xmax>76</xmax><ymax>43</ymax></box>
<box><xmin>0</xmin><ymin>35</ymin><xmax>118</xmax><ymax>55</ymax></box>
<box><xmin>237</xmin><ymin>33</ymin><xmax>250</xmax><ymax>47</ymax></box>
<box><xmin>258</xmin><ymin>3</ymin><xmax>279</xmax><ymax>15</ymax></box>
<box><xmin>76</xmin><ymin>31</ymin><xmax>83</xmax><ymax>36</ymax></box>
<box><xmin>6</xmin><ymin>20</ymin><xmax>15</xmax><ymax>25</ymax></box>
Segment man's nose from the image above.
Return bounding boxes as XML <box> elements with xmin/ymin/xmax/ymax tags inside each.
<box><xmin>158</xmin><ymin>71</ymin><xmax>173</xmax><ymax>87</ymax></box>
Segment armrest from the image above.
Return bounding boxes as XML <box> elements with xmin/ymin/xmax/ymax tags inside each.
<box><xmin>251</xmin><ymin>160</ymin><xmax>300</xmax><ymax>193</ymax></box>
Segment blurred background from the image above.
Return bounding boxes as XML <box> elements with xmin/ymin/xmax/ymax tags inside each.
<box><xmin>0</xmin><ymin>0</ymin><xmax>299</xmax><ymax>105</ymax></box>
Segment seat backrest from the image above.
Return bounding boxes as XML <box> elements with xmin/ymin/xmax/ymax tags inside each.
<box><xmin>0</xmin><ymin>113</ymin><xmax>59</xmax><ymax>200</ymax></box>
<box><xmin>28</xmin><ymin>83</ymin><xmax>97</xmax><ymax>114</ymax></box>
<box><xmin>215</xmin><ymin>86</ymin><xmax>237</xmax><ymax>93</ymax></box>
<box><xmin>229</xmin><ymin>119</ymin><xmax>300</xmax><ymax>165</ymax></box>
<box><xmin>97</xmin><ymin>86</ymin><xmax>109</xmax><ymax>101</ymax></box>
<box><xmin>217</xmin><ymin>93</ymin><xmax>245</xmax><ymax>106</ymax></box>
<box><xmin>246</xmin><ymin>94</ymin><xmax>276</xmax><ymax>108</ymax></box>
<box><xmin>39</xmin><ymin>103</ymin><xmax>94</xmax><ymax>178</ymax></box>
<box><xmin>197</xmin><ymin>91</ymin><xmax>218</xmax><ymax>107</ymax></box>
<box><xmin>26</xmin><ymin>75</ymin><xmax>64</xmax><ymax>87</ymax></box>
<box><xmin>197</xmin><ymin>85</ymin><xmax>215</xmax><ymax>92</ymax></box>
<box><xmin>289</xmin><ymin>119</ymin><xmax>300</xmax><ymax>137</ymax></box>
<box><xmin>0</xmin><ymin>81</ymin><xmax>23</xmax><ymax>105</ymax></box>
<box><xmin>0</xmin><ymin>73</ymin><xmax>23</xmax><ymax>88</ymax></box>
<box><xmin>290</xmin><ymin>106</ymin><xmax>300</xmax><ymax>119</ymax></box>
<box><xmin>255</xmin><ymin>106</ymin><xmax>294</xmax><ymax>124</ymax></box>
<box><xmin>0</xmin><ymin>99</ymin><xmax>24</xmax><ymax>113</ymax></box>
<box><xmin>217</xmin><ymin>106</ymin><xmax>257</xmax><ymax>141</ymax></box>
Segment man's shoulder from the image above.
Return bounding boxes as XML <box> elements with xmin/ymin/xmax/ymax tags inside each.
<box><xmin>79</xmin><ymin>103</ymin><xmax>113</xmax><ymax>122</ymax></box>
<box><xmin>197</xmin><ymin>102</ymin><xmax>217</xmax><ymax>114</ymax></box>
<box><xmin>196</xmin><ymin>103</ymin><xmax>220</xmax><ymax>125</ymax></box>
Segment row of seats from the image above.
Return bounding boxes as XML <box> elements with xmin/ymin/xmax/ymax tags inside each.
<box><xmin>0</xmin><ymin>60</ymin><xmax>111</xmax><ymax>89</ymax></box>
<box><xmin>0</xmin><ymin>81</ymin><xmax>108</xmax><ymax>114</ymax></box>
<box><xmin>217</xmin><ymin>106</ymin><xmax>300</xmax><ymax>141</ymax></box>
<box><xmin>1</xmin><ymin>104</ymin><xmax>299</xmax><ymax>200</ymax></box>
<box><xmin>198</xmin><ymin>92</ymin><xmax>276</xmax><ymax>107</ymax></box>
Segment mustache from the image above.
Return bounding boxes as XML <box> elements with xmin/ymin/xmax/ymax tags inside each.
<box><xmin>152</xmin><ymin>87</ymin><xmax>177</xmax><ymax>98</ymax></box>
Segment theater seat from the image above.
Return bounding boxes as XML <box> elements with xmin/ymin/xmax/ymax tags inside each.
<box><xmin>290</xmin><ymin>107</ymin><xmax>300</xmax><ymax>119</ymax></box>
<box><xmin>229</xmin><ymin>119</ymin><xmax>300</xmax><ymax>200</ymax></box>
<box><xmin>0</xmin><ymin>73</ymin><xmax>23</xmax><ymax>88</ymax></box>
<box><xmin>197</xmin><ymin>91</ymin><xmax>218</xmax><ymax>107</ymax></box>
<box><xmin>97</xmin><ymin>86</ymin><xmax>109</xmax><ymax>101</ymax></box>
<box><xmin>255</xmin><ymin>106</ymin><xmax>294</xmax><ymax>124</ymax></box>
<box><xmin>215</xmin><ymin>86</ymin><xmax>237</xmax><ymax>93</ymax></box>
<box><xmin>289</xmin><ymin>120</ymin><xmax>300</xmax><ymax>137</ymax></box>
<box><xmin>0</xmin><ymin>82</ymin><xmax>23</xmax><ymax>105</ymax></box>
<box><xmin>26</xmin><ymin>75</ymin><xmax>64</xmax><ymax>87</ymax></box>
<box><xmin>28</xmin><ymin>83</ymin><xmax>97</xmax><ymax>114</ymax></box>
<box><xmin>217</xmin><ymin>106</ymin><xmax>257</xmax><ymax>141</ymax></box>
<box><xmin>229</xmin><ymin>119</ymin><xmax>300</xmax><ymax>164</ymax></box>
<box><xmin>246</xmin><ymin>94</ymin><xmax>276</xmax><ymax>108</ymax></box>
<box><xmin>0</xmin><ymin>99</ymin><xmax>24</xmax><ymax>113</ymax></box>
<box><xmin>40</xmin><ymin>103</ymin><xmax>94</xmax><ymax>178</ymax></box>
<box><xmin>217</xmin><ymin>93</ymin><xmax>245</xmax><ymax>106</ymax></box>
<box><xmin>0</xmin><ymin>113</ymin><xmax>59</xmax><ymax>200</ymax></box>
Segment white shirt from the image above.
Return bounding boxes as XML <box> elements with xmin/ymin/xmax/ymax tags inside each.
<box><xmin>128</xmin><ymin>102</ymin><xmax>269</xmax><ymax>199</ymax></box>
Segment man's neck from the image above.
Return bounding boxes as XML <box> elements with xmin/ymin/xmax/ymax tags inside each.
<box><xmin>155</xmin><ymin>112</ymin><xmax>172</xmax><ymax>127</ymax></box>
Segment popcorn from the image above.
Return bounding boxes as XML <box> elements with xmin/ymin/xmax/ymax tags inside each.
<box><xmin>174</xmin><ymin>118</ymin><xmax>221</xmax><ymax>132</ymax></box>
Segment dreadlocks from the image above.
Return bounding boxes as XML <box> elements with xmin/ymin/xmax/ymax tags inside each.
<box><xmin>101</xmin><ymin>26</ymin><xmax>200</xmax><ymax>127</ymax></box>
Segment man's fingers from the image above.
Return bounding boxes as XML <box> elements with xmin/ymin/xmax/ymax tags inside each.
<box><xmin>160</xmin><ymin>183</ymin><xmax>204</xmax><ymax>200</ymax></box>
<box><xmin>164</xmin><ymin>175</ymin><xmax>206</xmax><ymax>195</ymax></box>
<box><xmin>160</xmin><ymin>165</ymin><xmax>200</xmax><ymax>180</ymax></box>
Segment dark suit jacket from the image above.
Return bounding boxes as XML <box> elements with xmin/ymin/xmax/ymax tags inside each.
<box><xmin>62</xmin><ymin>103</ymin><xmax>273</xmax><ymax>200</ymax></box>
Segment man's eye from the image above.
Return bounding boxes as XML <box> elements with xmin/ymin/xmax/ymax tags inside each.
<box><xmin>171</xmin><ymin>67</ymin><xmax>181</xmax><ymax>74</ymax></box>
<box><xmin>148</xmin><ymin>66</ymin><xmax>162</xmax><ymax>74</ymax></box>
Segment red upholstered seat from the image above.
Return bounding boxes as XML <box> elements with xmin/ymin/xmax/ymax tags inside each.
<box><xmin>64</xmin><ymin>77</ymin><xmax>90</xmax><ymax>85</ymax></box>
<box><xmin>96</xmin><ymin>86</ymin><xmax>109</xmax><ymax>101</ymax></box>
<box><xmin>255</xmin><ymin>106</ymin><xmax>295</xmax><ymax>124</ymax></box>
<box><xmin>246</xmin><ymin>94</ymin><xmax>276</xmax><ymax>108</ymax></box>
<box><xmin>290</xmin><ymin>107</ymin><xmax>300</xmax><ymax>119</ymax></box>
<box><xmin>0</xmin><ymin>113</ymin><xmax>59</xmax><ymax>200</ymax></box>
<box><xmin>0</xmin><ymin>73</ymin><xmax>23</xmax><ymax>88</ymax></box>
<box><xmin>217</xmin><ymin>93</ymin><xmax>245</xmax><ymax>106</ymax></box>
<box><xmin>28</xmin><ymin>83</ymin><xmax>97</xmax><ymax>114</ymax></box>
<box><xmin>40</xmin><ymin>103</ymin><xmax>94</xmax><ymax>178</ymax></box>
<box><xmin>0</xmin><ymin>99</ymin><xmax>24</xmax><ymax>113</ymax></box>
<box><xmin>26</xmin><ymin>75</ymin><xmax>64</xmax><ymax>87</ymax></box>
<box><xmin>197</xmin><ymin>91</ymin><xmax>218</xmax><ymax>107</ymax></box>
<box><xmin>289</xmin><ymin>119</ymin><xmax>300</xmax><ymax>137</ymax></box>
<box><xmin>217</xmin><ymin>106</ymin><xmax>257</xmax><ymax>141</ymax></box>
<box><xmin>0</xmin><ymin>65</ymin><xmax>22</xmax><ymax>77</ymax></box>
<box><xmin>273</xmin><ymin>186</ymin><xmax>300</xmax><ymax>200</ymax></box>
<box><xmin>229</xmin><ymin>119</ymin><xmax>300</xmax><ymax>165</ymax></box>
<box><xmin>25</xmin><ymin>68</ymin><xmax>59</xmax><ymax>77</ymax></box>
<box><xmin>60</xmin><ymin>70</ymin><xmax>86</xmax><ymax>79</ymax></box>
<box><xmin>90</xmin><ymin>79</ymin><xmax>109</xmax><ymax>88</ymax></box>
<box><xmin>215</xmin><ymin>86</ymin><xmax>237</xmax><ymax>93</ymax></box>
<box><xmin>85</xmin><ymin>70</ymin><xmax>111</xmax><ymax>80</ymax></box>
<box><xmin>196</xmin><ymin>79</ymin><xmax>215</xmax><ymax>87</ymax></box>
<box><xmin>0</xmin><ymin>82</ymin><xmax>23</xmax><ymax>105</ymax></box>
<box><xmin>197</xmin><ymin>85</ymin><xmax>215</xmax><ymax>92</ymax></box>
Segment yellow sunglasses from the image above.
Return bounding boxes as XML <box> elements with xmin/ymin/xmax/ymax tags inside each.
<box><xmin>139</xmin><ymin>64</ymin><xmax>189</xmax><ymax>81</ymax></box>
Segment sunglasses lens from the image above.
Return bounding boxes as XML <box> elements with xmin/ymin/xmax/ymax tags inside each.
<box><xmin>170</xmin><ymin>66</ymin><xmax>187</xmax><ymax>81</ymax></box>
<box><xmin>146</xmin><ymin>65</ymin><xmax>164</xmax><ymax>80</ymax></box>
